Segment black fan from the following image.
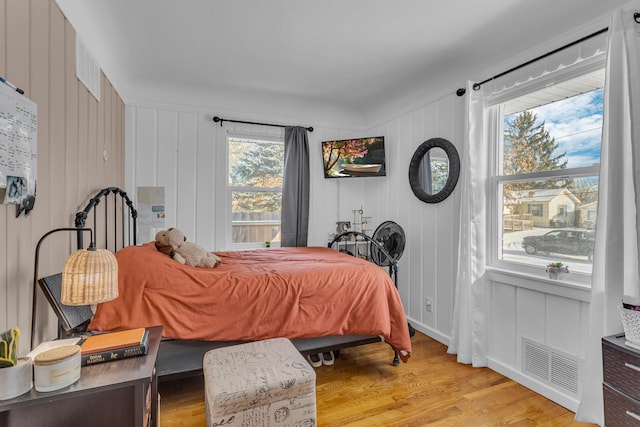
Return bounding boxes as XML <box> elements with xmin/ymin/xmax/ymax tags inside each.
<box><xmin>370</xmin><ymin>221</ymin><xmax>405</xmax><ymax>267</ymax></box>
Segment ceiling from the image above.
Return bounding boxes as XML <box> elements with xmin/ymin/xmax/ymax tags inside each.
<box><xmin>55</xmin><ymin>0</ymin><xmax>624</xmax><ymax>127</ymax></box>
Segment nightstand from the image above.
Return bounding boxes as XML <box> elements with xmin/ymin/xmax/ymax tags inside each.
<box><xmin>0</xmin><ymin>325</ymin><xmax>162</xmax><ymax>427</ymax></box>
<box><xmin>602</xmin><ymin>333</ymin><xmax>640</xmax><ymax>425</ymax></box>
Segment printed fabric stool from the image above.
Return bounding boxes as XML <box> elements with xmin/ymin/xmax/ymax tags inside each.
<box><xmin>203</xmin><ymin>337</ymin><xmax>317</xmax><ymax>427</ymax></box>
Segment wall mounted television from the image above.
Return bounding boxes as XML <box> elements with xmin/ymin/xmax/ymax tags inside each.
<box><xmin>321</xmin><ymin>136</ymin><xmax>386</xmax><ymax>178</ymax></box>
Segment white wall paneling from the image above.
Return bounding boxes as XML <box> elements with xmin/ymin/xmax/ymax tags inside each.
<box><xmin>516</xmin><ymin>288</ymin><xmax>547</xmax><ymax>345</ymax></box>
<box><xmin>133</xmin><ymin>108</ymin><xmax>158</xmax><ymax>185</ymax></box>
<box><xmin>307</xmin><ymin>126</ymin><xmax>341</xmax><ymax>246</ymax></box>
<box><xmin>157</xmin><ymin>109</ymin><xmax>179</xmax><ymax>234</ymax></box>
<box><xmin>546</xmin><ymin>295</ymin><xmax>583</xmax><ymax>355</ymax></box>
<box><xmin>176</xmin><ymin>112</ymin><xmax>198</xmax><ymax>238</ymax></box>
<box><xmin>490</xmin><ymin>282</ymin><xmax>519</xmax><ymax>368</ymax></box>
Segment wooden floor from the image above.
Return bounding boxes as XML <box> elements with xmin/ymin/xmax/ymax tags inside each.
<box><xmin>158</xmin><ymin>331</ymin><xmax>594</xmax><ymax>426</ymax></box>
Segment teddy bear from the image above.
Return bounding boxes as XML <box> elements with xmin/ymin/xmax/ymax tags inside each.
<box><xmin>154</xmin><ymin>228</ymin><xmax>221</xmax><ymax>268</ymax></box>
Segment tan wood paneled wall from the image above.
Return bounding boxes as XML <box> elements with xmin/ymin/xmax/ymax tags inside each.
<box><xmin>0</xmin><ymin>0</ymin><xmax>125</xmax><ymax>354</ymax></box>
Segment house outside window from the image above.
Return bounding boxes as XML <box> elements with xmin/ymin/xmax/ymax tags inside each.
<box><xmin>227</xmin><ymin>135</ymin><xmax>284</xmax><ymax>247</ymax></box>
<box><xmin>493</xmin><ymin>67</ymin><xmax>604</xmax><ymax>277</ymax></box>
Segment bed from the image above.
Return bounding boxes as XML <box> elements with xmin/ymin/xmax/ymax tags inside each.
<box><xmin>63</xmin><ymin>187</ymin><xmax>412</xmax><ymax>380</ymax></box>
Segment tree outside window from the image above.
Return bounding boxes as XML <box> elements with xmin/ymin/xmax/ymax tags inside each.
<box><xmin>228</xmin><ymin>136</ymin><xmax>284</xmax><ymax>245</ymax></box>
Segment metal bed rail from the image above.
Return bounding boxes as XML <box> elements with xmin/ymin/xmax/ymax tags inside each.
<box><xmin>328</xmin><ymin>231</ymin><xmax>399</xmax><ymax>289</ymax></box>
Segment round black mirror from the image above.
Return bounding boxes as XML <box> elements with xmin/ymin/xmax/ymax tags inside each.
<box><xmin>408</xmin><ymin>138</ymin><xmax>460</xmax><ymax>203</ymax></box>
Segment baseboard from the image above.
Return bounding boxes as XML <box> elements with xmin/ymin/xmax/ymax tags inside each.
<box><xmin>406</xmin><ymin>317</ymin><xmax>450</xmax><ymax>346</ymax></box>
<box><xmin>488</xmin><ymin>357</ymin><xmax>581</xmax><ymax>413</ymax></box>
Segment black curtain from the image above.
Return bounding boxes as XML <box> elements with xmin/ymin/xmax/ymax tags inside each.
<box><xmin>281</xmin><ymin>127</ymin><xmax>310</xmax><ymax>247</ymax></box>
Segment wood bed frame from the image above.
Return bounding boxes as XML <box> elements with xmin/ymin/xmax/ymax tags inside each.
<box><xmin>45</xmin><ymin>187</ymin><xmax>406</xmax><ymax>381</ymax></box>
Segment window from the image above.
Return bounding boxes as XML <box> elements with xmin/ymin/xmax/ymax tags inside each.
<box><xmin>528</xmin><ymin>204</ymin><xmax>543</xmax><ymax>217</ymax></box>
<box><xmin>493</xmin><ymin>68</ymin><xmax>604</xmax><ymax>276</ymax></box>
<box><xmin>228</xmin><ymin>135</ymin><xmax>284</xmax><ymax>247</ymax></box>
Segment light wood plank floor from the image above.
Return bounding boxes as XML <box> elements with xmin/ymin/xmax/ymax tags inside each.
<box><xmin>159</xmin><ymin>331</ymin><xmax>595</xmax><ymax>426</ymax></box>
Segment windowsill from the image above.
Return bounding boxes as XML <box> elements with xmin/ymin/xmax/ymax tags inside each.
<box><xmin>486</xmin><ymin>266</ymin><xmax>592</xmax><ymax>302</ymax></box>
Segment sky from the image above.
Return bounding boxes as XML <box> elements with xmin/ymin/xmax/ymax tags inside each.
<box><xmin>505</xmin><ymin>88</ymin><xmax>604</xmax><ymax>169</ymax></box>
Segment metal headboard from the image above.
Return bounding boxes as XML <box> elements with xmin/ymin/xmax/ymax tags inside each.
<box><xmin>328</xmin><ymin>231</ymin><xmax>399</xmax><ymax>288</ymax></box>
<box><xmin>74</xmin><ymin>187</ymin><xmax>138</xmax><ymax>251</ymax></box>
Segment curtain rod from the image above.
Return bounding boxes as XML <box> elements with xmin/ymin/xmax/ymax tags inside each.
<box><xmin>456</xmin><ymin>27</ymin><xmax>609</xmax><ymax>97</ymax></box>
<box><xmin>212</xmin><ymin>116</ymin><xmax>313</xmax><ymax>132</ymax></box>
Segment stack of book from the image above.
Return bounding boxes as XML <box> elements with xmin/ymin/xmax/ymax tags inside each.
<box><xmin>79</xmin><ymin>327</ymin><xmax>149</xmax><ymax>366</ymax></box>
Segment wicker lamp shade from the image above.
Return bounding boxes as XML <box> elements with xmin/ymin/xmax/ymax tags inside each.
<box><xmin>61</xmin><ymin>247</ymin><xmax>118</xmax><ymax>305</ymax></box>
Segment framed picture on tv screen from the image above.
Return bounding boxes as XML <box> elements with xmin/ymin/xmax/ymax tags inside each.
<box><xmin>321</xmin><ymin>136</ymin><xmax>386</xmax><ymax>178</ymax></box>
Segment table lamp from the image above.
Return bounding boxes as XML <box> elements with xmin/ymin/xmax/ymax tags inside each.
<box><xmin>31</xmin><ymin>227</ymin><xmax>118</xmax><ymax>349</ymax></box>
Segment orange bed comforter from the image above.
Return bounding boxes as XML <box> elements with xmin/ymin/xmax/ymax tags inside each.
<box><xmin>89</xmin><ymin>243</ymin><xmax>411</xmax><ymax>362</ymax></box>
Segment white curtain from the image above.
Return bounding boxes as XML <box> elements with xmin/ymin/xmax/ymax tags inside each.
<box><xmin>576</xmin><ymin>4</ymin><xmax>640</xmax><ymax>425</ymax></box>
<box><xmin>449</xmin><ymin>13</ymin><xmax>608</xmax><ymax>371</ymax></box>
<box><xmin>447</xmin><ymin>81</ymin><xmax>491</xmax><ymax>366</ymax></box>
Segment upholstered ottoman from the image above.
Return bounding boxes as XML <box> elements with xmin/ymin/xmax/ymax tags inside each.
<box><xmin>203</xmin><ymin>338</ymin><xmax>317</xmax><ymax>427</ymax></box>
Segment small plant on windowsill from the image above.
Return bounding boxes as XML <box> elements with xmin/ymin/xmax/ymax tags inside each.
<box><xmin>546</xmin><ymin>262</ymin><xmax>569</xmax><ymax>279</ymax></box>
<box><xmin>264</xmin><ymin>240</ymin><xmax>271</xmax><ymax>248</ymax></box>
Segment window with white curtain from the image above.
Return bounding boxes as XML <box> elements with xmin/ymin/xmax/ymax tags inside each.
<box><xmin>490</xmin><ymin>65</ymin><xmax>604</xmax><ymax>277</ymax></box>
<box><xmin>227</xmin><ymin>134</ymin><xmax>284</xmax><ymax>248</ymax></box>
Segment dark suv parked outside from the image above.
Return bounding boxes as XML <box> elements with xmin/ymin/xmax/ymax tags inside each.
<box><xmin>522</xmin><ymin>229</ymin><xmax>595</xmax><ymax>262</ymax></box>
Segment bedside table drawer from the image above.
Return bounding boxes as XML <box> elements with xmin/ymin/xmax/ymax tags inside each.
<box><xmin>604</xmin><ymin>383</ymin><xmax>640</xmax><ymax>426</ymax></box>
<box><xmin>603</xmin><ymin>342</ymin><xmax>640</xmax><ymax>401</ymax></box>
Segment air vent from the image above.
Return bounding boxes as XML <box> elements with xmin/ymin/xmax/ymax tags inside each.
<box><xmin>76</xmin><ymin>35</ymin><xmax>101</xmax><ymax>101</ymax></box>
<box><xmin>522</xmin><ymin>338</ymin><xmax>582</xmax><ymax>396</ymax></box>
